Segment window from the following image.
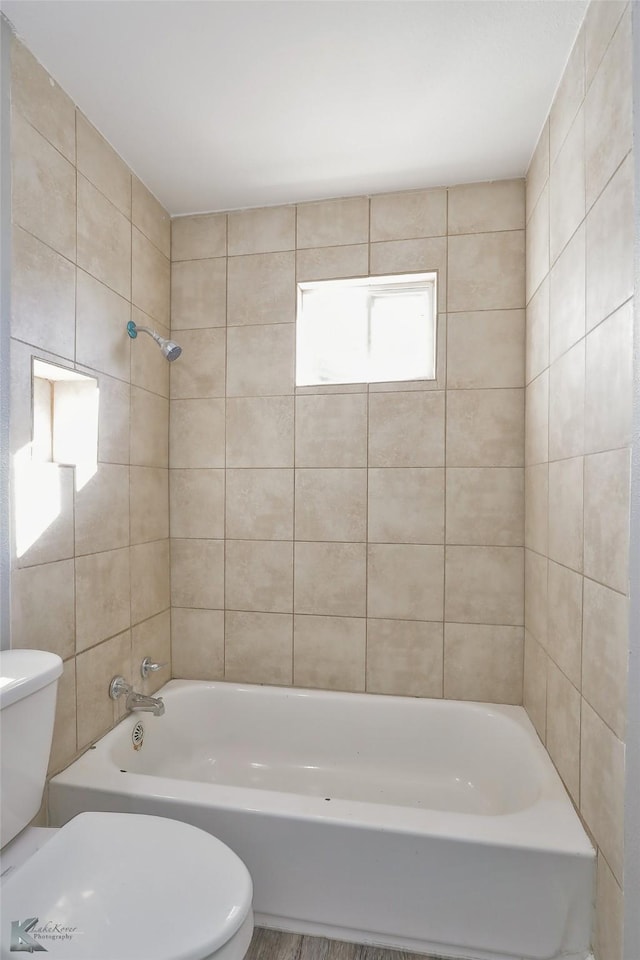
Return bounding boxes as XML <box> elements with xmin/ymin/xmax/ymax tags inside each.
<box><xmin>296</xmin><ymin>272</ymin><xmax>437</xmax><ymax>386</ymax></box>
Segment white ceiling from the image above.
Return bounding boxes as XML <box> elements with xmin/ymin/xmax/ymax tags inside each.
<box><xmin>2</xmin><ymin>0</ymin><xmax>587</xmax><ymax>216</ymax></box>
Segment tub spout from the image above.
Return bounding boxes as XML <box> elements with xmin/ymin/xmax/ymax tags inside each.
<box><xmin>108</xmin><ymin>676</ymin><xmax>165</xmax><ymax>716</ymax></box>
<box><xmin>126</xmin><ymin>690</ymin><xmax>165</xmax><ymax>716</ymax></box>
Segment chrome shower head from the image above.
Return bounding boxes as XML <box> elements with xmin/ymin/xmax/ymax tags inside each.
<box><xmin>159</xmin><ymin>337</ymin><xmax>182</xmax><ymax>361</ymax></box>
<box><xmin>126</xmin><ymin>321</ymin><xmax>182</xmax><ymax>362</ymax></box>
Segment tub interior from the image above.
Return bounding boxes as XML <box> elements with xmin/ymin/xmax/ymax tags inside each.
<box><xmin>109</xmin><ymin>683</ymin><xmax>545</xmax><ymax>816</ymax></box>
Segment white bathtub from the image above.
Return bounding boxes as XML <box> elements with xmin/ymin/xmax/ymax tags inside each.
<box><xmin>49</xmin><ymin>680</ymin><xmax>594</xmax><ymax>960</ymax></box>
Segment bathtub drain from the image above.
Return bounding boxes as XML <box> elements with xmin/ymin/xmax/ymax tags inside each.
<box><xmin>132</xmin><ymin>721</ymin><xmax>144</xmax><ymax>750</ymax></box>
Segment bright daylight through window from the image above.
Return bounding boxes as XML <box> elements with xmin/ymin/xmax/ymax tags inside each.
<box><xmin>296</xmin><ymin>272</ymin><xmax>437</xmax><ymax>386</ymax></box>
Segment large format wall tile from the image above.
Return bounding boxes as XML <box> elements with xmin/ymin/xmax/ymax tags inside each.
<box><xmin>446</xmin><ymin>468</ymin><xmax>523</xmax><ymax>546</ymax></box>
<box><xmin>171</xmin><ymin>258</ymin><xmax>226</xmax><ymax>329</ymax></box>
<box><xmin>368</xmin><ymin>391</ymin><xmax>445</xmax><ymax>467</ymax></box>
<box><xmin>228</xmin><ymin>205</ymin><xmax>295</xmax><ymax>256</ymax></box>
<box><xmin>227</xmin><ymin>396</ymin><xmax>294</xmax><ymax>467</ymax></box>
<box><xmin>170</xmin><ymin>328</ymin><xmax>226</xmax><ymax>399</ymax></box>
<box><xmin>226</xmin><ymin>540</ymin><xmax>294</xmax><ymax>613</ymax></box>
<box><xmin>368</xmin><ymin>468</ymin><xmax>444</xmax><ymax>544</ymax></box>
<box><xmin>130</xmin><ymin>467</ymin><xmax>169</xmax><ymax>544</ymax></box>
<box><xmin>582</xmin><ymin>578</ymin><xmax>628</xmax><ymax>739</ymax></box>
<box><xmin>296</xmin><ymin>469</ymin><xmax>366</xmax><ymax>543</ymax></box>
<box><xmin>296</xmin><ymin>243</ymin><xmax>368</xmax><ymax>283</ymax></box>
<box><xmin>132</xmin><ymin>177</ymin><xmax>170</xmax><ymax>259</ymax></box>
<box><xmin>77</xmin><ymin>112</ymin><xmax>131</xmax><ymax>217</ymax></box>
<box><xmin>77</xmin><ymin>175</ymin><xmax>130</xmax><ymax>298</ymax></box>
<box><xmin>12</xmin><ymin>41</ymin><xmax>75</xmax><ymax>162</ymax></box>
<box><xmin>297</xmin><ymin>197</ymin><xmax>369</xmax><ymax>249</ymax></box>
<box><xmin>130</xmin><ymin>540</ymin><xmax>170</xmax><ymax>625</ymax></box>
<box><xmin>76</xmin><ymin>269</ymin><xmax>130</xmax><ymax>381</ymax></box>
<box><xmin>75</xmin><ymin>548</ymin><xmax>131</xmax><ymax>651</ymax></box>
<box><xmin>584</xmin><ymin>4</ymin><xmax>632</xmax><ymax>208</ymax></box>
<box><xmin>296</xmin><ymin>394</ymin><xmax>368</xmax><ymax>468</ymax></box>
<box><xmin>446</xmin><ymin>390</ymin><xmax>524</xmax><ymax>467</ymax></box>
<box><xmin>546</xmin><ymin>661</ymin><xmax>581</xmax><ymax>802</ymax></box>
<box><xmin>546</xmin><ymin>560</ymin><xmax>582</xmax><ymax>688</ymax></box>
<box><xmin>75</xmin><ymin>464</ymin><xmax>130</xmax><ymax>556</ymax></box>
<box><xmin>12</xmin><ymin>113</ymin><xmax>76</xmax><ymax>259</ymax></box>
<box><xmin>445</xmin><ymin>546</ymin><xmax>524</xmax><ymax>626</ymax></box>
<box><xmin>549</xmin><ymin>109</ymin><xmax>585</xmax><ymax>265</ymax></box>
<box><xmin>171</xmin><ymin>608</ymin><xmax>224</xmax><ymax>679</ymax></box>
<box><xmin>171</xmin><ymin>539</ymin><xmax>224</xmax><ymax>609</ymax></box>
<box><xmin>549</xmin><ymin>28</ymin><xmax>584</xmax><ymax>161</ymax></box>
<box><xmin>443</xmin><ymin>623</ymin><xmax>523</xmax><ymax>704</ymax></box>
<box><xmin>293</xmin><ymin>615</ymin><xmax>366</xmax><ymax>692</ymax></box>
<box><xmin>228</xmin><ymin>252</ymin><xmax>295</xmax><ymax>326</ymax></box>
<box><xmin>581</xmin><ymin>699</ymin><xmax>625</xmax><ymax>884</ymax></box>
<box><xmin>370</xmin><ymin>188</ymin><xmax>447</xmax><ymax>241</ymax></box>
<box><xmin>76</xmin><ymin>630</ymin><xmax>131</xmax><ymax>748</ymax></box>
<box><xmin>366</xmin><ymin>619</ymin><xmax>443</xmax><ymax>697</ymax></box>
<box><xmin>525</xmin><ymin>277</ymin><xmax>549</xmax><ymax>384</ymax></box>
<box><xmin>295</xmin><ymin>542</ymin><xmax>366</xmax><ymax>617</ymax></box>
<box><xmin>549</xmin><ymin>223</ymin><xmax>585</xmax><ymax>363</ymax></box>
<box><xmin>584</xmin><ymin>449</ymin><xmax>630</xmax><ymax>594</ymax></box>
<box><xmin>448</xmin><ymin>231</ymin><xmax>525</xmax><ymax>312</ymax></box>
<box><xmin>368</xmin><ymin>544</ymin><xmax>444</xmax><ymax>621</ymax></box>
<box><xmin>11</xmin><ymin>226</ymin><xmax>76</xmax><ymax>357</ymax></box>
<box><xmin>172</xmin><ymin>213</ymin><xmax>226</xmax><ymax>261</ymax></box>
<box><xmin>585</xmin><ymin>154</ymin><xmax>634</xmax><ymax>332</ymax></box>
<box><xmin>132</xmin><ymin>228</ymin><xmax>170</xmax><ymax>326</ymax></box>
<box><xmin>170</xmin><ymin>469</ymin><xmax>224</xmax><ymax>539</ymax></box>
<box><xmin>225</xmin><ymin>612</ymin><xmax>293</xmax><ymax>685</ymax></box>
<box><xmin>448</xmin><ymin>180</ymin><xmax>524</xmax><ymax>235</ymax></box>
<box><xmin>227</xmin><ymin>324</ymin><xmax>295</xmax><ymax>397</ymax></box>
<box><xmin>447</xmin><ymin>310</ymin><xmax>524</xmax><ymax>389</ymax></box>
<box><xmin>11</xmin><ymin>559</ymin><xmax>75</xmax><ymax>659</ymax></box>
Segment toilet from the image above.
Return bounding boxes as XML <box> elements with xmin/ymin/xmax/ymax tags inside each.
<box><xmin>0</xmin><ymin>649</ymin><xmax>254</xmax><ymax>960</ymax></box>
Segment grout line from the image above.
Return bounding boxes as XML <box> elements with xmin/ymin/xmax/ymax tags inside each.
<box><xmin>222</xmin><ymin>212</ymin><xmax>229</xmax><ymax>681</ymax></box>
<box><xmin>291</xmin><ymin>204</ymin><xmax>298</xmax><ymax>686</ymax></box>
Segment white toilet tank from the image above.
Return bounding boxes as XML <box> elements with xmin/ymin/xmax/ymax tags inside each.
<box><xmin>0</xmin><ymin>649</ymin><xmax>63</xmax><ymax>847</ymax></box>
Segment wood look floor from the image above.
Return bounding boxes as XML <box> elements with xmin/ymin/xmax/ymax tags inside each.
<box><xmin>246</xmin><ymin>927</ymin><xmax>443</xmax><ymax>960</ymax></box>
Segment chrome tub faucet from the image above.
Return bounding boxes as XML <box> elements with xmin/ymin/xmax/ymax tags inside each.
<box><xmin>109</xmin><ymin>676</ymin><xmax>165</xmax><ymax>717</ymax></box>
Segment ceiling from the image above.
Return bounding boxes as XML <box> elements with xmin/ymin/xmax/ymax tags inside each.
<box><xmin>1</xmin><ymin>0</ymin><xmax>587</xmax><ymax>216</ymax></box>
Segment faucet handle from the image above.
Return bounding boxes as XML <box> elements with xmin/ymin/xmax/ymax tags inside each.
<box><xmin>140</xmin><ymin>657</ymin><xmax>168</xmax><ymax>679</ymax></box>
<box><xmin>109</xmin><ymin>676</ymin><xmax>131</xmax><ymax>700</ymax></box>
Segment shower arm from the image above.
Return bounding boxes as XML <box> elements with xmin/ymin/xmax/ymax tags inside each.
<box><xmin>126</xmin><ymin>320</ymin><xmax>182</xmax><ymax>361</ymax></box>
<box><xmin>127</xmin><ymin>320</ymin><xmax>161</xmax><ymax>344</ymax></box>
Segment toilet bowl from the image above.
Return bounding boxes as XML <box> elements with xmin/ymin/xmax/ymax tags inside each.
<box><xmin>0</xmin><ymin>650</ymin><xmax>254</xmax><ymax>960</ymax></box>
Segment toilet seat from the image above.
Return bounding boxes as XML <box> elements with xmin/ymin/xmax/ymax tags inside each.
<box><xmin>1</xmin><ymin>812</ymin><xmax>253</xmax><ymax>960</ymax></box>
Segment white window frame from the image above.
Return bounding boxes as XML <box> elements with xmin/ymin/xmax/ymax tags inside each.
<box><xmin>296</xmin><ymin>271</ymin><xmax>437</xmax><ymax>387</ymax></box>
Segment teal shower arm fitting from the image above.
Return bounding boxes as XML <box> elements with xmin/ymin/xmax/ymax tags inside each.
<box><xmin>125</xmin><ymin>321</ymin><xmax>182</xmax><ymax>362</ymax></box>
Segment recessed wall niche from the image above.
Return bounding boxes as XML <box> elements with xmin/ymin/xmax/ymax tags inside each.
<box><xmin>14</xmin><ymin>360</ymin><xmax>98</xmax><ymax>562</ymax></box>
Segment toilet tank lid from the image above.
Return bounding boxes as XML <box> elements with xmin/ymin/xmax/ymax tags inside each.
<box><xmin>0</xmin><ymin>650</ymin><xmax>63</xmax><ymax>709</ymax></box>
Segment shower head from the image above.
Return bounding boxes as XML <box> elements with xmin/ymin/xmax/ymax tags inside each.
<box><xmin>126</xmin><ymin>321</ymin><xmax>182</xmax><ymax>362</ymax></box>
<box><xmin>159</xmin><ymin>338</ymin><xmax>182</xmax><ymax>362</ymax></box>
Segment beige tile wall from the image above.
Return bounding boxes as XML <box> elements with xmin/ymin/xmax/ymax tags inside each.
<box><xmin>170</xmin><ymin>179</ymin><xmax>526</xmax><ymax>702</ymax></box>
<box><xmin>524</xmin><ymin>4</ymin><xmax>633</xmax><ymax>958</ymax></box>
<box><xmin>9</xmin><ymin>39</ymin><xmax>171</xmax><ymax>775</ymax></box>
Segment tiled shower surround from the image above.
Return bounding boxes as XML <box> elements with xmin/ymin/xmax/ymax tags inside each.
<box><xmin>9</xmin><ymin>39</ymin><xmax>172</xmax><ymax>775</ymax></box>
<box><xmin>523</xmin><ymin>4</ymin><xmax>634</xmax><ymax>960</ymax></box>
<box><xmin>169</xmin><ymin>182</ymin><xmax>526</xmax><ymax>700</ymax></box>
<box><xmin>6</xmin><ymin>3</ymin><xmax>636</xmax><ymax>957</ymax></box>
